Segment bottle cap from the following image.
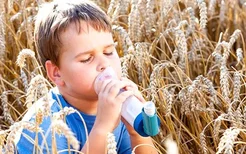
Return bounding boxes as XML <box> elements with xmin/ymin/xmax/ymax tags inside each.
<box><xmin>144</xmin><ymin>101</ymin><xmax>155</xmax><ymax>116</ymax></box>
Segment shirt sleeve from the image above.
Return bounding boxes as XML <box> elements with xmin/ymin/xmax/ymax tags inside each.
<box><xmin>117</xmin><ymin>123</ymin><xmax>132</xmax><ymax>154</ymax></box>
<box><xmin>16</xmin><ymin>116</ymin><xmax>75</xmax><ymax>154</ymax></box>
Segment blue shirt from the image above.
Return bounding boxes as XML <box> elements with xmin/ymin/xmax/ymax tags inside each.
<box><xmin>16</xmin><ymin>88</ymin><xmax>131</xmax><ymax>154</ymax></box>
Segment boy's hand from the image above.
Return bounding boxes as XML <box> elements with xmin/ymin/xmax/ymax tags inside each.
<box><xmin>119</xmin><ymin>77</ymin><xmax>145</xmax><ymax>136</ymax></box>
<box><xmin>94</xmin><ymin>78</ymin><xmax>135</xmax><ymax>132</ymax></box>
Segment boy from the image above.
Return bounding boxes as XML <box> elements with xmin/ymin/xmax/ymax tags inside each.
<box><xmin>15</xmin><ymin>0</ymin><xmax>157</xmax><ymax>153</ymax></box>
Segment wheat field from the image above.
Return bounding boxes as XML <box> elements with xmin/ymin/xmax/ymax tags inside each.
<box><xmin>0</xmin><ymin>0</ymin><xmax>246</xmax><ymax>153</ymax></box>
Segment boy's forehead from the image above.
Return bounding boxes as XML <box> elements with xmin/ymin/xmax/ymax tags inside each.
<box><xmin>59</xmin><ymin>21</ymin><xmax>113</xmax><ymax>52</ymax></box>
<box><xmin>65</xmin><ymin>21</ymin><xmax>90</xmax><ymax>34</ymax></box>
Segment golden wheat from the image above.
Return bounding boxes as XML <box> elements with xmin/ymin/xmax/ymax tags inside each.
<box><xmin>1</xmin><ymin>0</ymin><xmax>246</xmax><ymax>153</ymax></box>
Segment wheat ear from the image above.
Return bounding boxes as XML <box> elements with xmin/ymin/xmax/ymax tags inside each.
<box><xmin>236</xmin><ymin>48</ymin><xmax>243</xmax><ymax>65</ymax></box>
<box><xmin>107</xmin><ymin>132</ymin><xmax>117</xmax><ymax>154</ymax></box>
<box><xmin>145</xmin><ymin>0</ymin><xmax>155</xmax><ymax>37</ymax></box>
<box><xmin>5</xmin><ymin>121</ymin><xmax>42</xmax><ymax>153</ymax></box>
<box><xmin>220</xmin><ymin>60</ymin><xmax>230</xmax><ymax>104</ymax></box>
<box><xmin>0</xmin><ymin>12</ymin><xmax>5</xmax><ymax>62</ymax></box>
<box><xmin>200</xmin><ymin>130</ymin><xmax>208</xmax><ymax>154</ymax></box>
<box><xmin>51</xmin><ymin>120</ymin><xmax>79</xmax><ymax>151</ymax></box>
<box><xmin>229</xmin><ymin>29</ymin><xmax>241</xmax><ymax>48</ymax></box>
<box><xmin>1</xmin><ymin>91</ymin><xmax>14</xmax><ymax>125</ymax></box>
<box><xmin>16</xmin><ymin>49</ymin><xmax>35</xmax><ymax>68</ymax></box>
<box><xmin>208</xmin><ymin>0</ymin><xmax>217</xmax><ymax>16</ymax></box>
<box><xmin>26</xmin><ymin>75</ymin><xmax>48</xmax><ymax>108</ymax></box>
<box><xmin>219</xmin><ymin>0</ymin><xmax>226</xmax><ymax>23</ymax></box>
<box><xmin>52</xmin><ymin>107</ymin><xmax>76</xmax><ymax>121</ymax></box>
<box><xmin>233</xmin><ymin>71</ymin><xmax>241</xmax><ymax>107</ymax></box>
<box><xmin>164</xmin><ymin>138</ymin><xmax>179</xmax><ymax>154</ymax></box>
<box><xmin>112</xmin><ymin>25</ymin><xmax>133</xmax><ymax>55</ymax></box>
<box><xmin>107</xmin><ymin>0</ymin><xmax>119</xmax><ymax>17</ymax></box>
<box><xmin>197</xmin><ymin>0</ymin><xmax>208</xmax><ymax>30</ymax></box>
<box><xmin>0</xmin><ymin>130</ymin><xmax>6</xmax><ymax>154</ymax></box>
<box><xmin>216</xmin><ymin>127</ymin><xmax>240</xmax><ymax>154</ymax></box>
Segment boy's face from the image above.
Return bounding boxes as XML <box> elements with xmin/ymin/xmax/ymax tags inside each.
<box><xmin>57</xmin><ymin>22</ymin><xmax>122</xmax><ymax>101</ymax></box>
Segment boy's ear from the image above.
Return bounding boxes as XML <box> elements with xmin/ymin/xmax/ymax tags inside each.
<box><xmin>45</xmin><ymin>60</ymin><xmax>65</xmax><ymax>86</ymax></box>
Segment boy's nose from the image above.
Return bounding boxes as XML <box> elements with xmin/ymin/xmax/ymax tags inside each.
<box><xmin>100</xmin><ymin>66</ymin><xmax>107</xmax><ymax>71</ymax></box>
<box><xmin>97</xmin><ymin>57</ymin><xmax>110</xmax><ymax>71</ymax></box>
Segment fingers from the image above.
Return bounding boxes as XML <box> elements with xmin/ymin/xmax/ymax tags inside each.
<box><xmin>98</xmin><ymin>77</ymin><xmax>145</xmax><ymax>104</ymax></box>
<box><xmin>98</xmin><ymin>79</ymin><xmax>132</xmax><ymax>99</ymax></box>
<box><xmin>126</xmin><ymin>86</ymin><xmax>145</xmax><ymax>102</ymax></box>
<box><xmin>120</xmin><ymin>77</ymin><xmax>145</xmax><ymax>102</ymax></box>
<box><xmin>116</xmin><ymin>90</ymin><xmax>134</xmax><ymax>103</ymax></box>
<box><xmin>120</xmin><ymin>77</ymin><xmax>138</xmax><ymax>89</ymax></box>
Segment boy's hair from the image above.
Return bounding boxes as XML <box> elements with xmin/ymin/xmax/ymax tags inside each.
<box><xmin>34</xmin><ymin>0</ymin><xmax>112</xmax><ymax>68</ymax></box>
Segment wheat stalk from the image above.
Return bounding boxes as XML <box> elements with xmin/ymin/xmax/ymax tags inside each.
<box><xmin>244</xmin><ymin>106</ymin><xmax>246</xmax><ymax>126</ymax></box>
<box><xmin>51</xmin><ymin>119</ymin><xmax>80</xmax><ymax>151</ymax></box>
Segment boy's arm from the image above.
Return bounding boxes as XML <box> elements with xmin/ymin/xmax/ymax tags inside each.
<box><xmin>123</xmin><ymin>118</ymin><xmax>158</xmax><ymax>154</ymax></box>
<box><xmin>130</xmin><ymin>134</ymin><xmax>157</xmax><ymax>154</ymax></box>
<box><xmin>81</xmin><ymin>79</ymin><xmax>135</xmax><ymax>154</ymax></box>
<box><xmin>81</xmin><ymin>125</ymin><xmax>108</xmax><ymax>154</ymax></box>
<box><xmin>120</xmin><ymin>78</ymin><xmax>158</xmax><ymax>154</ymax></box>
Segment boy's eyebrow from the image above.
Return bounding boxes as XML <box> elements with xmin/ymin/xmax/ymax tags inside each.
<box><xmin>75</xmin><ymin>43</ymin><xmax>116</xmax><ymax>58</ymax></box>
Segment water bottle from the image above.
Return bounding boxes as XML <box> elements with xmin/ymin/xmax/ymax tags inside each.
<box><xmin>94</xmin><ymin>67</ymin><xmax>160</xmax><ymax>137</ymax></box>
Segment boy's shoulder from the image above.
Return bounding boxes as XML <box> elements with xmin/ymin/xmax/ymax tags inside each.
<box><xmin>22</xmin><ymin>87</ymin><xmax>62</xmax><ymax>122</ymax></box>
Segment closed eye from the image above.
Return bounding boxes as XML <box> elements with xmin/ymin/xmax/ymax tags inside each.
<box><xmin>104</xmin><ymin>50</ymin><xmax>115</xmax><ymax>56</ymax></box>
<box><xmin>80</xmin><ymin>57</ymin><xmax>92</xmax><ymax>63</ymax></box>
<box><xmin>104</xmin><ymin>52</ymin><xmax>113</xmax><ymax>56</ymax></box>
